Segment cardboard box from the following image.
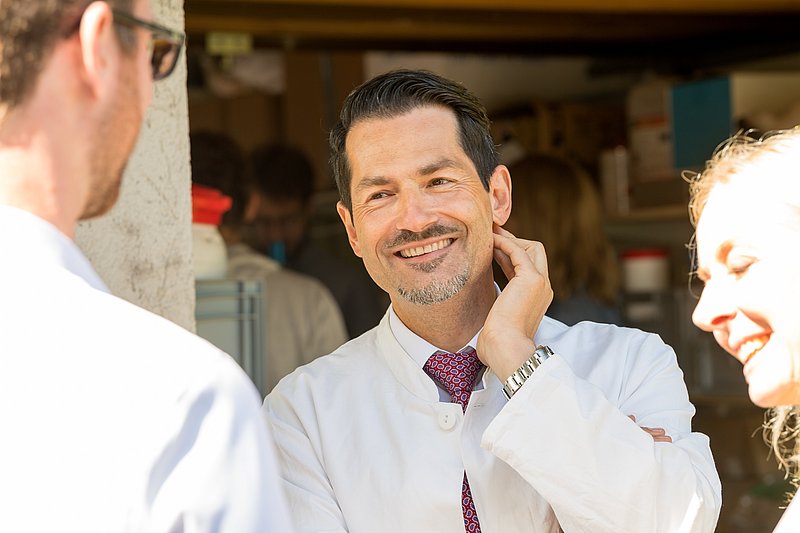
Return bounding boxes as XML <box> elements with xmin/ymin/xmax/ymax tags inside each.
<box><xmin>626</xmin><ymin>79</ymin><xmax>675</xmax><ymax>182</ymax></box>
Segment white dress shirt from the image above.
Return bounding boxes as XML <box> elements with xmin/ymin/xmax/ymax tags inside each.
<box><xmin>265</xmin><ymin>307</ymin><xmax>722</xmax><ymax>532</ymax></box>
<box><xmin>388</xmin><ymin>305</ymin><xmax>482</xmax><ymax>401</ymax></box>
<box><xmin>0</xmin><ymin>206</ymin><xmax>293</xmax><ymax>533</ymax></box>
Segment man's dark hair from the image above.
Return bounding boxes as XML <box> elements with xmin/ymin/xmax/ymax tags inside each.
<box><xmin>329</xmin><ymin>69</ymin><xmax>499</xmax><ymax>212</ymax></box>
<box><xmin>190</xmin><ymin>131</ymin><xmax>248</xmax><ymax>228</ymax></box>
<box><xmin>249</xmin><ymin>144</ymin><xmax>315</xmax><ymax>206</ymax></box>
<box><xmin>1</xmin><ymin>0</ymin><xmax>135</xmax><ymax>110</ymax></box>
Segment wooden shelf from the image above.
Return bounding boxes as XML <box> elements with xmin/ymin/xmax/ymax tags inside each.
<box><xmin>607</xmin><ymin>204</ymin><xmax>690</xmax><ymax>223</ymax></box>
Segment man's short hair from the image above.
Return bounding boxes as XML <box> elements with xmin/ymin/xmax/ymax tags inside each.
<box><xmin>1</xmin><ymin>0</ymin><xmax>135</xmax><ymax>110</ymax></box>
<box><xmin>329</xmin><ymin>69</ymin><xmax>499</xmax><ymax>212</ymax></box>
<box><xmin>190</xmin><ymin>131</ymin><xmax>248</xmax><ymax>228</ymax></box>
<box><xmin>249</xmin><ymin>144</ymin><xmax>315</xmax><ymax>206</ymax></box>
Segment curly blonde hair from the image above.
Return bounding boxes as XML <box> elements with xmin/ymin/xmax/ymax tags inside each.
<box><xmin>687</xmin><ymin>128</ymin><xmax>800</xmax><ymax>495</ymax></box>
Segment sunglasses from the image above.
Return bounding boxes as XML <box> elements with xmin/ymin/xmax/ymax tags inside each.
<box><xmin>111</xmin><ymin>10</ymin><xmax>185</xmax><ymax>81</ymax></box>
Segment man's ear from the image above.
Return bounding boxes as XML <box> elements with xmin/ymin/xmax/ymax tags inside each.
<box><xmin>336</xmin><ymin>201</ymin><xmax>362</xmax><ymax>257</ymax></box>
<box><xmin>488</xmin><ymin>164</ymin><xmax>512</xmax><ymax>226</ymax></box>
<box><xmin>77</xmin><ymin>1</ymin><xmax>118</xmax><ymax>100</ymax></box>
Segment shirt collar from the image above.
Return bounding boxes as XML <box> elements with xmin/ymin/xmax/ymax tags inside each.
<box><xmin>388</xmin><ymin>283</ymin><xmax>501</xmax><ymax>367</ymax></box>
<box><xmin>0</xmin><ymin>205</ymin><xmax>108</xmax><ymax>292</ymax></box>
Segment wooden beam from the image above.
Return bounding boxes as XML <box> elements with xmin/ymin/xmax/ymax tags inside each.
<box><xmin>185</xmin><ymin>2</ymin><xmax>800</xmax><ymax>49</ymax></box>
<box><xmin>189</xmin><ymin>0</ymin><xmax>800</xmax><ymax>14</ymax></box>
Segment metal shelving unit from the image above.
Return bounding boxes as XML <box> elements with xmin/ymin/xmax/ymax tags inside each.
<box><xmin>195</xmin><ymin>279</ymin><xmax>265</xmax><ymax>394</ymax></box>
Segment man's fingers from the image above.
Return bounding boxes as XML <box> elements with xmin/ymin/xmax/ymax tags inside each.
<box><xmin>640</xmin><ymin>426</ymin><xmax>673</xmax><ymax>443</ymax></box>
<box><xmin>493</xmin><ymin>243</ymin><xmax>515</xmax><ymax>281</ymax></box>
<box><xmin>493</xmin><ymin>232</ymin><xmax>549</xmax><ymax>279</ymax></box>
<box><xmin>630</xmin><ymin>416</ymin><xmax>673</xmax><ymax>443</ymax></box>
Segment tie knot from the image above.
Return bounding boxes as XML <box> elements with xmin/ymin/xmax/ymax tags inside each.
<box><xmin>424</xmin><ymin>347</ymin><xmax>484</xmax><ymax>410</ymax></box>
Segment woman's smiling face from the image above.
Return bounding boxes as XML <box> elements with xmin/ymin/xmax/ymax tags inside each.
<box><xmin>692</xmin><ymin>165</ymin><xmax>800</xmax><ymax>408</ymax></box>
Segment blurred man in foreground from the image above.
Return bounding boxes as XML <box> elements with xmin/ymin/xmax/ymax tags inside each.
<box><xmin>0</xmin><ymin>1</ymin><xmax>292</xmax><ymax>531</ymax></box>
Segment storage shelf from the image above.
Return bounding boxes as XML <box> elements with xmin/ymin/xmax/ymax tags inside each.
<box><xmin>607</xmin><ymin>204</ymin><xmax>689</xmax><ymax>223</ymax></box>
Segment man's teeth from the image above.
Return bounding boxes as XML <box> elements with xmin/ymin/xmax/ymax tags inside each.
<box><xmin>399</xmin><ymin>238</ymin><xmax>452</xmax><ymax>258</ymax></box>
<box><xmin>740</xmin><ymin>335</ymin><xmax>769</xmax><ymax>364</ymax></box>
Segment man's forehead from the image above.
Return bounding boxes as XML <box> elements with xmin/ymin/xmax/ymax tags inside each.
<box><xmin>345</xmin><ymin>107</ymin><xmax>463</xmax><ymax>163</ymax></box>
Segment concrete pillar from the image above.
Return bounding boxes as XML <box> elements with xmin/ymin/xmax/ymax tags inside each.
<box><xmin>75</xmin><ymin>0</ymin><xmax>195</xmax><ymax>332</ymax></box>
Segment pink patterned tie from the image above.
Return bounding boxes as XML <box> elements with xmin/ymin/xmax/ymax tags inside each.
<box><xmin>424</xmin><ymin>348</ymin><xmax>484</xmax><ymax>533</ymax></box>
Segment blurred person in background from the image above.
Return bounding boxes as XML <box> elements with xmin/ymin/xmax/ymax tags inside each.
<box><xmin>245</xmin><ymin>143</ymin><xmax>386</xmax><ymax>338</ymax></box>
<box><xmin>505</xmin><ymin>154</ymin><xmax>622</xmax><ymax>326</ymax></box>
<box><xmin>690</xmin><ymin>128</ymin><xmax>800</xmax><ymax>532</ymax></box>
<box><xmin>191</xmin><ymin>131</ymin><xmax>347</xmax><ymax>393</ymax></box>
<box><xmin>0</xmin><ymin>1</ymin><xmax>291</xmax><ymax>531</ymax></box>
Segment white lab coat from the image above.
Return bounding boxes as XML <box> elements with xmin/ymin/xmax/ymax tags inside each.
<box><xmin>0</xmin><ymin>206</ymin><xmax>293</xmax><ymax>533</ymax></box>
<box><xmin>265</xmin><ymin>311</ymin><xmax>722</xmax><ymax>532</ymax></box>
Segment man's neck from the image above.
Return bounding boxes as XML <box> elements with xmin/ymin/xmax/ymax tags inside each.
<box><xmin>0</xmin><ymin>99</ymin><xmax>86</xmax><ymax>239</ymax></box>
<box><xmin>392</xmin><ymin>273</ymin><xmax>497</xmax><ymax>353</ymax></box>
<box><xmin>0</xmin><ymin>151</ymin><xmax>77</xmax><ymax>239</ymax></box>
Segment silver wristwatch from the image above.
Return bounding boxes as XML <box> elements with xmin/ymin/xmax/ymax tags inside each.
<box><xmin>502</xmin><ymin>345</ymin><xmax>554</xmax><ymax>400</ymax></box>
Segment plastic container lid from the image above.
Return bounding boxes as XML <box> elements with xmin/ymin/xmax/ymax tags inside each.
<box><xmin>192</xmin><ymin>184</ymin><xmax>232</xmax><ymax>226</ymax></box>
<box><xmin>621</xmin><ymin>248</ymin><xmax>669</xmax><ymax>260</ymax></box>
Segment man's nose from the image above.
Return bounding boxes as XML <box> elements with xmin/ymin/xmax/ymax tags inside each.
<box><xmin>692</xmin><ymin>280</ymin><xmax>736</xmax><ymax>332</ymax></box>
<box><xmin>395</xmin><ymin>189</ymin><xmax>438</xmax><ymax>233</ymax></box>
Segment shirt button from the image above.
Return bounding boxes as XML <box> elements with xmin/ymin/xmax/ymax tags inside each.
<box><xmin>438</xmin><ymin>410</ymin><xmax>457</xmax><ymax>431</ymax></box>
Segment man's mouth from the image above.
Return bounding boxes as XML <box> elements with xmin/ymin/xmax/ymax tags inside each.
<box><xmin>398</xmin><ymin>238</ymin><xmax>453</xmax><ymax>258</ymax></box>
<box><xmin>739</xmin><ymin>335</ymin><xmax>770</xmax><ymax>366</ymax></box>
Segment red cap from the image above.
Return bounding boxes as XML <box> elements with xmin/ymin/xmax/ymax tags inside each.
<box><xmin>191</xmin><ymin>184</ymin><xmax>232</xmax><ymax>226</ymax></box>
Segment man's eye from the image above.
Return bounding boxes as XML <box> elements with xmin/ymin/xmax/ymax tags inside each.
<box><xmin>368</xmin><ymin>191</ymin><xmax>389</xmax><ymax>201</ymax></box>
<box><xmin>430</xmin><ymin>178</ymin><xmax>451</xmax><ymax>186</ymax></box>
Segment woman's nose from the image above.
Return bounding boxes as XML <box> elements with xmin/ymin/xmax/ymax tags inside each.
<box><xmin>692</xmin><ymin>280</ymin><xmax>736</xmax><ymax>332</ymax></box>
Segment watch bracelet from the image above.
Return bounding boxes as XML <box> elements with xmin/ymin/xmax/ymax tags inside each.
<box><xmin>501</xmin><ymin>345</ymin><xmax>553</xmax><ymax>400</ymax></box>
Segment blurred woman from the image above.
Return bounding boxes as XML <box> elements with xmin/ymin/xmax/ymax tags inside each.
<box><xmin>506</xmin><ymin>154</ymin><xmax>622</xmax><ymax>325</ymax></box>
<box><xmin>689</xmin><ymin>128</ymin><xmax>800</xmax><ymax>531</ymax></box>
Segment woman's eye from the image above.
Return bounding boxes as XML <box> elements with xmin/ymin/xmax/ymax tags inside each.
<box><xmin>727</xmin><ymin>257</ymin><xmax>755</xmax><ymax>276</ymax></box>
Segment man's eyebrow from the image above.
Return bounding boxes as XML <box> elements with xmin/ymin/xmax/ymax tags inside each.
<box><xmin>354</xmin><ymin>176</ymin><xmax>390</xmax><ymax>192</ymax></box>
<box><xmin>353</xmin><ymin>158</ymin><xmax>464</xmax><ymax>192</ymax></box>
<box><xmin>419</xmin><ymin>158</ymin><xmax>461</xmax><ymax>176</ymax></box>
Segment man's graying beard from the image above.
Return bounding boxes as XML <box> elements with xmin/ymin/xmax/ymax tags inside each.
<box><xmin>389</xmin><ymin>224</ymin><xmax>470</xmax><ymax>305</ymax></box>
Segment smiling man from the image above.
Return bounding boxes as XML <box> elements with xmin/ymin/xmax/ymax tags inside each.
<box><xmin>0</xmin><ymin>1</ymin><xmax>290</xmax><ymax>531</ymax></box>
<box><xmin>264</xmin><ymin>69</ymin><xmax>721</xmax><ymax>532</ymax></box>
